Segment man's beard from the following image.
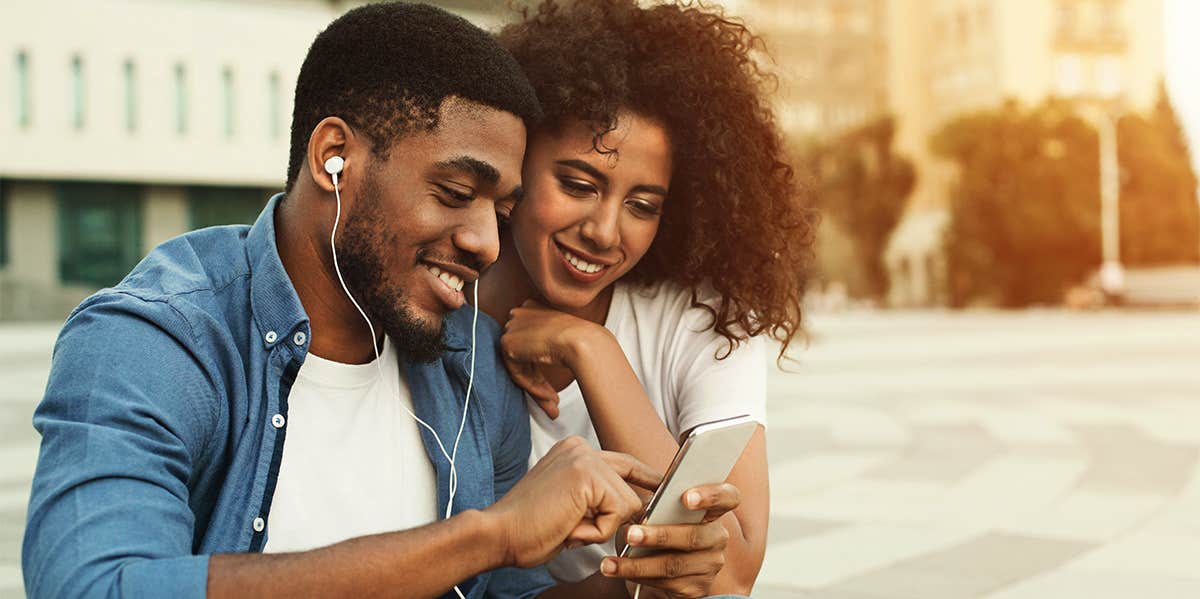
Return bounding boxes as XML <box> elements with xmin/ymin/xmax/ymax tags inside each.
<box><xmin>336</xmin><ymin>172</ymin><xmax>447</xmax><ymax>363</ymax></box>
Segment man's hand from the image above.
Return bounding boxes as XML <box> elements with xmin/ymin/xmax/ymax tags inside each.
<box><xmin>484</xmin><ymin>437</ymin><xmax>662</xmax><ymax>568</ymax></box>
<box><xmin>603</xmin><ymin>482</ymin><xmax>741</xmax><ymax>599</ymax></box>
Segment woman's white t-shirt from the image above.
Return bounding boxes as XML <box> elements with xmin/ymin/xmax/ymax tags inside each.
<box><xmin>527</xmin><ymin>280</ymin><xmax>768</xmax><ymax>583</ymax></box>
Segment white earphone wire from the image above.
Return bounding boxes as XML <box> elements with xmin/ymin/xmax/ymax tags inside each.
<box><xmin>330</xmin><ymin>170</ymin><xmax>472</xmax><ymax>599</ymax></box>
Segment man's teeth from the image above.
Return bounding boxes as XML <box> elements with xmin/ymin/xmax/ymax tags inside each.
<box><xmin>426</xmin><ymin>265</ymin><xmax>465</xmax><ymax>292</ymax></box>
<box><xmin>562</xmin><ymin>249</ymin><xmax>604</xmax><ymax>274</ymax></box>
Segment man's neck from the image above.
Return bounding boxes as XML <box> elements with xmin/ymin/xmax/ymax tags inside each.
<box><xmin>275</xmin><ymin>189</ymin><xmax>380</xmax><ymax>364</ymax></box>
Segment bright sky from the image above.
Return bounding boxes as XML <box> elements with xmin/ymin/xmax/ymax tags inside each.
<box><xmin>1164</xmin><ymin>0</ymin><xmax>1200</xmax><ymax>176</ymax></box>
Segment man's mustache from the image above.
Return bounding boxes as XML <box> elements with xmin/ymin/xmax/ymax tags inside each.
<box><xmin>416</xmin><ymin>248</ymin><xmax>484</xmax><ymax>276</ymax></box>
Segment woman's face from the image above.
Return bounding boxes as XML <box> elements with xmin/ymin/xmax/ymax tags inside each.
<box><xmin>509</xmin><ymin>111</ymin><xmax>673</xmax><ymax>313</ymax></box>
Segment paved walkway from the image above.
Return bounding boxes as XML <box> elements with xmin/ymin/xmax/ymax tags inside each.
<box><xmin>2</xmin><ymin>310</ymin><xmax>1199</xmax><ymax>598</ymax></box>
<box><xmin>757</xmin><ymin>309</ymin><xmax>1200</xmax><ymax>598</ymax></box>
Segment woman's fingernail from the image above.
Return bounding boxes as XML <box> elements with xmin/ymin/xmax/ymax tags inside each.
<box><xmin>686</xmin><ymin>491</ymin><xmax>701</xmax><ymax>508</ymax></box>
<box><xmin>628</xmin><ymin>526</ymin><xmax>644</xmax><ymax>544</ymax></box>
<box><xmin>601</xmin><ymin>558</ymin><xmax>617</xmax><ymax>575</ymax></box>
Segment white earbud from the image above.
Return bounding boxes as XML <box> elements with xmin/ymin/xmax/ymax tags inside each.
<box><xmin>324</xmin><ymin>155</ymin><xmax>344</xmax><ymax>176</ymax></box>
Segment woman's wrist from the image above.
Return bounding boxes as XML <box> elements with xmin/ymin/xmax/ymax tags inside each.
<box><xmin>561</xmin><ymin>321</ymin><xmax>617</xmax><ymax>371</ymax></box>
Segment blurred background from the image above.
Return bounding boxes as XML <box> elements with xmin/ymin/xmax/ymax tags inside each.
<box><xmin>1</xmin><ymin>1</ymin><xmax>1198</xmax><ymax>598</ymax></box>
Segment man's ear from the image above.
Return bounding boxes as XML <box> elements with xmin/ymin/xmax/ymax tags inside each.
<box><xmin>306</xmin><ymin>116</ymin><xmax>354</xmax><ymax>193</ymax></box>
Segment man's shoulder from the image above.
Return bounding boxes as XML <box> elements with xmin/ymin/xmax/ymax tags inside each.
<box><xmin>60</xmin><ymin>225</ymin><xmax>258</xmax><ymax>374</ymax></box>
<box><xmin>118</xmin><ymin>225</ymin><xmax>254</xmax><ymax>302</ymax></box>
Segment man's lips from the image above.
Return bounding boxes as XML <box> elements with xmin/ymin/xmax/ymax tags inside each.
<box><xmin>419</xmin><ymin>261</ymin><xmax>474</xmax><ymax>311</ymax></box>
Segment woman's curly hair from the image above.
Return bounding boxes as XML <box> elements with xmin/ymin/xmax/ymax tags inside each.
<box><xmin>499</xmin><ymin>0</ymin><xmax>816</xmax><ymax>360</ymax></box>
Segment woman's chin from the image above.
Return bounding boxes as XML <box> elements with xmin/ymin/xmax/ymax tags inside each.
<box><xmin>538</xmin><ymin>283</ymin><xmax>603</xmax><ymax>312</ymax></box>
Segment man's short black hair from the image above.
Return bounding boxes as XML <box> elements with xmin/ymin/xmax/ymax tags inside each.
<box><xmin>285</xmin><ymin>2</ymin><xmax>543</xmax><ymax>192</ymax></box>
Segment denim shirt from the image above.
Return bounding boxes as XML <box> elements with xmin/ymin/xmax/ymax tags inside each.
<box><xmin>23</xmin><ymin>194</ymin><xmax>554</xmax><ymax>599</ymax></box>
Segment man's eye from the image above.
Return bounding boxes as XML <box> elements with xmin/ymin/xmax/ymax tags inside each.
<box><xmin>436</xmin><ymin>184</ymin><xmax>474</xmax><ymax>204</ymax></box>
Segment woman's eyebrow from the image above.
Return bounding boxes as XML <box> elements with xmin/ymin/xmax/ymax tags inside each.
<box><xmin>630</xmin><ymin>184</ymin><xmax>668</xmax><ymax>197</ymax></box>
<box><xmin>555</xmin><ymin>159</ymin><xmax>608</xmax><ymax>185</ymax></box>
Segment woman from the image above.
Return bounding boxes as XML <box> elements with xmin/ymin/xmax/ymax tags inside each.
<box><xmin>482</xmin><ymin>0</ymin><xmax>813</xmax><ymax>596</ymax></box>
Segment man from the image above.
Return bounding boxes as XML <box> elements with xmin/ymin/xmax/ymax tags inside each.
<box><xmin>22</xmin><ymin>5</ymin><xmax>719</xmax><ymax>598</ymax></box>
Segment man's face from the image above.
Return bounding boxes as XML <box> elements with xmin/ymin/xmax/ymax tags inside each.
<box><xmin>337</xmin><ymin>100</ymin><xmax>526</xmax><ymax>362</ymax></box>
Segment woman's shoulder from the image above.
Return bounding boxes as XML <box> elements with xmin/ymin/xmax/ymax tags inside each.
<box><xmin>615</xmin><ymin>279</ymin><xmax>724</xmax><ymax>335</ymax></box>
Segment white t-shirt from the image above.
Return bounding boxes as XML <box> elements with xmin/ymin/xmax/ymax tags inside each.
<box><xmin>528</xmin><ymin>280</ymin><xmax>768</xmax><ymax>582</ymax></box>
<box><xmin>264</xmin><ymin>337</ymin><xmax>439</xmax><ymax>553</ymax></box>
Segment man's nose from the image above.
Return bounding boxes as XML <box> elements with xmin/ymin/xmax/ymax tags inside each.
<box><xmin>453</xmin><ymin>203</ymin><xmax>501</xmax><ymax>270</ymax></box>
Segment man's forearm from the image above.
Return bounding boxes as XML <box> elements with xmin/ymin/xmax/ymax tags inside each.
<box><xmin>208</xmin><ymin>509</ymin><xmax>507</xmax><ymax>598</ymax></box>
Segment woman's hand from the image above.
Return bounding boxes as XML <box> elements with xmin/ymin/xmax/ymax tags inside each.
<box><xmin>500</xmin><ymin>300</ymin><xmax>614</xmax><ymax>419</ymax></box>
<box><xmin>602</xmin><ymin>482</ymin><xmax>742</xmax><ymax>599</ymax></box>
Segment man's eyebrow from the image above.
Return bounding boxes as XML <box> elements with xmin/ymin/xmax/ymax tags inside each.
<box><xmin>507</xmin><ymin>185</ymin><xmax>524</xmax><ymax>201</ymax></box>
<box><xmin>555</xmin><ymin>159</ymin><xmax>608</xmax><ymax>186</ymax></box>
<box><xmin>435</xmin><ymin>156</ymin><xmax>500</xmax><ymax>186</ymax></box>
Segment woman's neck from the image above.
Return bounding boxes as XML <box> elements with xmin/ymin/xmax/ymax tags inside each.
<box><xmin>477</xmin><ymin>234</ymin><xmax>539</xmax><ymax>325</ymax></box>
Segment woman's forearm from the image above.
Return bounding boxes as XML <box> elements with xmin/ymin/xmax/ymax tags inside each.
<box><xmin>565</xmin><ymin>328</ymin><xmax>766</xmax><ymax>594</ymax></box>
<box><xmin>567</xmin><ymin>326</ymin><xmax>679</xmax><ymax>472</ymax></box>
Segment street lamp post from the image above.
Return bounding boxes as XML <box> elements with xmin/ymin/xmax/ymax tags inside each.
<box><xmin>1096</xmin><ymin>107</ymin><xmax>1125</xmax><ymax>298</ymax></box>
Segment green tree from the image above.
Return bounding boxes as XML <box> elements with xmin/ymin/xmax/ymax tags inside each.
<box><xmin>933</xmin><ymin>91</ymin><xmax>1200</xmax><ymax>308</ymax></box>
<box><xmin>800</xmin><ymin>116</ymin><xmax>915</xmax><ymax>300</ymax></box>
<box><xmin>1117</xmin><ymin>83</ymin><xmax>1200</xmax><ymax>265</ymax></box>
<box><xmin>932</xmin><ymin>100</ymin><xmax>1101</xmax><ymax>307</ymax></box>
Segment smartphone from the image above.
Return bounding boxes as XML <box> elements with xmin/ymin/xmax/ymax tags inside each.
<box><xmin>620</xmin><ymin>414</ymin><xmax>759</xmax><ymax>558</ymax></box>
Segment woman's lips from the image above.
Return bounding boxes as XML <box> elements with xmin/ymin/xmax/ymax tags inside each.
<box><xmin>554</xmin><ymin>242</ymin><xmax>610</xmax><ymax>284</ymax></box>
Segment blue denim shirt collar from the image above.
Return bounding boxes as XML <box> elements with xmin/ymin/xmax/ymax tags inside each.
<box><xmin>247</xmin><ymin>193</ymin><xmax>309</xmax><ymax>348</ymax></box>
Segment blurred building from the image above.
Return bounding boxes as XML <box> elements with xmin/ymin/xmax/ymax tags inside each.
<box><xmin>730</xmin><ymin>0</ymin><xmax>889</xmax><ymax>142</ymax></box>
<box><xmin>741</xmin><ymin>0</ymin><xmax>1164</xmax><ymax>307</ymax></box>
<box><xmin>0</xmin><ymin>0</ymin><xmax>500</xmax><ymax>321</ymax></box>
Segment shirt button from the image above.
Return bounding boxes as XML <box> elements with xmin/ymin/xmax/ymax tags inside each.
<box><xmin>293</xmin><ymin>331</ymin><xmax>307</xmax><ymax>346</ymax></box>
<box><xmin>271</xmin><ymin>413</ymin><xmax>286</xmax><ymax>429</ymax></box>
<box><xmin>253</xmin><ymin>517</ymin><xmax>265</xmax><ymax>532</ymax></box>
<box><xmin>264</xmin><ymin>331</ymin><xmax>278</xmax><ymax>344</ymax></box>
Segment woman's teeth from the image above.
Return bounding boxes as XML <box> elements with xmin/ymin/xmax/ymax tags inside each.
<box><xmin>426</xmin><ymin>265</ymin><xmax>464</xmax><ymax>292</ymax></box>
<box><xmin>562</xmin><ymin>249</ymin><xmax>605</xmax><ymax>274</ymax></box>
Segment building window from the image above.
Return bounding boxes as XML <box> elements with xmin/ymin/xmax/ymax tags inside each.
<box><xmin>268</xmin><ymin>71</ymin><xmax>282</xmax><ymax>140</ymax></box>
<box><xmin>15</xmin><ymin>51</ymin><xmax>31</xmax><ymax>128</ymax></box>
<box><xmin>188</xmin><ymin>186</ymin><xmax>267</xmax><ymax>229</ymax></box>
<box><xmin>123</xmin><ymin>59</ymin><xmax>137</xmax><ymax>133</ymax></box>
<box><xmin>222</xmin><ymin>66</ymin><xmax>235</xmax><ymax>138</ymax></box>
<box><xmin>0</xmin><ymin>181</ymin><xmax>9</xmax><ymax>267</ymax></box>
<box><xmin>174</xmin><ymin>62</ymin><xmax>187</xmax><ymax>135</ymax></box>
<box><xmin>58</xmin><ymin>183</ymin><xmax>143</xmax><ymax>288</ymax></box>
<box><xmin>1057</xmin><ymin>2</ymin><xmax>1078</xmax><ymax>36</ymax></box>
<box><xmin>70</xmin><ymin>54</ymin><xmax>85</xmax><ymax>130</ymax></box>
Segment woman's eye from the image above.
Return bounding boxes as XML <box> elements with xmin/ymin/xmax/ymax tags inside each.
<box><xmin>558</xmin><ymin>177</ymin><xmax>597</xmax><ymax>197</ymax></box>
<box><xmin>628</xmin><ymin>199</ymin><xmax>662</xmax><ymax>217</ymax></box>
